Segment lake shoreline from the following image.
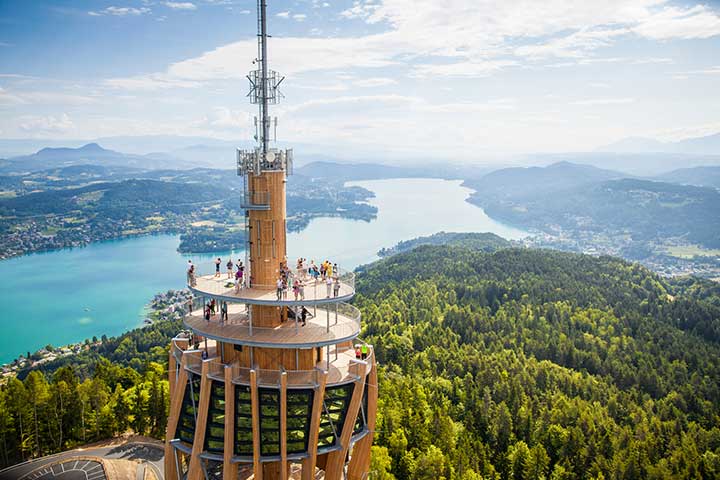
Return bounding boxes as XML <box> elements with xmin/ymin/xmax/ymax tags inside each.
<box><xmin>0</xmin><ymin>178</ymin><xmax>526</xmax><ymax>363</ymax></box>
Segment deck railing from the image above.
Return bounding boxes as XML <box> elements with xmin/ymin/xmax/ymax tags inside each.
<box><xmin>187</xmin><ymin>263</ymin><xmax>356</xmax><ymax>301</ymax></box>
<box><xmin>171</xmin><ymin>336</ymin><xmax>373</xmax><ymax>388</ymax></box>
<box><xmin>183</xmin><ymin>301</ymin><xmax>361</xmax><ymax>343</ymax></box>
<box><xmin>240</xmin><ymin>191</ymin><xmax>270</xmax><ymax>209</ymax></box>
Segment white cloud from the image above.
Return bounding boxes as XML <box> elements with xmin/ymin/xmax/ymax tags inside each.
<box><xmin>654</xmin><ymin>121</ymin><xmax>720</xmax><ymax>141</ymax></box>
<box><xmin>351</xmin><ymin>77</ymin><xmax>397</xmax><ymax>87</ymax></box>
<box><xmin>89</xmin><ymin>6</ymin><xmax>151</xmax><ymax>16</ymax></box>
<box><xmin>165</xmin><ymin>2</ymin><xmax>197</xmax><ymax>10</ymax></box>
<box><xmin>18</xmin><ymin>113</ymin><xmax>75</xmax><ymax>135</ymax></box>
<box><xmin>277</xmin><ymin>11</ymin><xmax>290</xmax><ymax>18</ymax></box>
<box><xmin>195</xmin><ymin>106</ymin><xmax>251</xmax><ymax>129</ymax></box>
<box><xmin>570</xmin><ymin>98</ymin><xmax>636</xmax><ymax>106</ymax></box>
<box><xmin>686</xmin><ymin>66</ymin><xmax>720</xmax><ymax>75</ymax></box>
<box><xmin>633</xmin><ymin>5</ymin><xmax>720</xmax><ymax>40</ymax></box>
<box><xmin>515</xmin><ymin>28</ymin><xmax>630</xmax><ymax>59</ymax></box>
<box><xmin>293</xmin><ymin>14</ymin><xmax>307</xmax><ymax>21</ymax></box>
<box><xmin>0</xmin><ymin>86</ymin><xmax>25</xmax><ymax>105</ymax></box>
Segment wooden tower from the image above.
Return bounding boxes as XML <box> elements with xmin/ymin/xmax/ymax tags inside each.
<box><xmin>164</xmin><ymin>2</ymin><xmax>377</xmax><ymax>478</ymax></box>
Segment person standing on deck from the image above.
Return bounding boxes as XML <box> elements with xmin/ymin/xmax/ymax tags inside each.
<box><xmin>226</xmin><ymin>259</ymin><xmax>234</xmax><ymax>279</ymax></box>
<box><xmin>301</xmin><ymin>306</ymin><xmax>312</xmax><ymax>326</ymax></box>
<box><xmin>333</xmin><ymin>276</ymin><xmax>341</xmax><ymax>297</ymax></box>
<box><xmin>326</xmin><ymin>276</ymin><xmax>333</xmax><ymax>298</ymax></box>
<box><xmin>276</xmin><ymin>277</ymin><xmax>283</xmax><ymax>301</ymax></box>
<box><xmin>293</xmin><ymin>278</ymin><xmax>300</xmax><ymax>300</ymax></box>
<box><xmin>221</xmin><ymin>301</ymin><xmax>228</xmax><ymax>323</ymax></box>
<box><xmin>214</xmin><ymin>257</ymin><xmax>222</xmax><ymax>278</ymax></box>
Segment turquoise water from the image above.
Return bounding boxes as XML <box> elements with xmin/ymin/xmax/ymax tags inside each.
<box><xmin>0</xmin><ymin>178</ymin><xmax>525</xmax><ymax>363</ymax></box>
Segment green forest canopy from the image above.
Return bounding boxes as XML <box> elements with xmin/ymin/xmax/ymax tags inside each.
<box><xmin>1</xmin><ymin>244</ymin><xmax>719</xmax><ymax>479</ymax></box>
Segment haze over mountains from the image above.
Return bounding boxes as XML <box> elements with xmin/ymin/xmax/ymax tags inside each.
<box><xmin>599</xmin><ymin>133</ymin><xmax>720</xmax><ymax>155</ymax></box>
<box><xmin>2</xmin><ymin>131</ymin><xmax>720</xmax><ymax>177</ymax></box>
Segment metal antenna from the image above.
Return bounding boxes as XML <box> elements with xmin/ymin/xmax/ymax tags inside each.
<box><xmin>258</xmin><ymin>0</ymin><xmax>269</xmax><ymax>155</ymax></box>
<box><xmin>237</xmin><ymin>0</ymin><xmax>292</xmax><ymax>178</ymax></box>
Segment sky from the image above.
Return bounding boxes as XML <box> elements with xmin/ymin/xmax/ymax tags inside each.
<box><xmin>0</xmin><ymin>0</ymin><xmax>719</xmax><ymax>158</ymax></box>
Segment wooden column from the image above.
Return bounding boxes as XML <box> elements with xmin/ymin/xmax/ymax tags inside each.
<box><xmin>347</xmin><ymin>351</ymin><xmax>378</xmax><ymax>480</ymax></box>
<box><xmin>323</xmin><ymin>361</ymin><xmax>368</xmax><ymax>480</ymax></box>
<box><xmin>223</xmin><ymin>366</ymin><xmax>238</xmax><ymax>480</ymax></box>
<box><xmin>280</xmin><ymin>371</ymin><xmax>288</xmax><ymax>480</ymax></box>
<box><xmin>188</xmin><ymin>360</ymin><xmax>213</xmax><ymax>480</ymax></box>
<box><xmin>250</xmin><ymin>369</ymin><xmax>263</xmax><ymax>480</ymax></box>
<box><xmin>165</xmin><ymin>352</ymin><xmax>189</xmax><ymax>480</ymax></box>
<box><xmin>301</xmin><ymin>370</ymin><xmax>328</xmax><ymax>480</ymax></box>
<box><xmin>248</xmin><ymin>170</ymin><xmax>287</xmax><ymax>289</ymax></box>
<box><xmin>168</xmin><ymin>339</ymin><xmax>189</xmax><ymax>394</ymax></box>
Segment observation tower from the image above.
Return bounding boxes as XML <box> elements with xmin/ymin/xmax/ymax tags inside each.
<box><xmin>164</xmin><ymin>2</ymin><xmax>377</xmax><ymax>479</ymax></box>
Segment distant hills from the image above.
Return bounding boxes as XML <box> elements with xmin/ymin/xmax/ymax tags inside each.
<box><xmin>0</xmin><ymin>143</ymin><xmax>194</xmax><ymax>173</ymax></box>
<box><xmin>376</xmin><ymin>231</ymin><xmax>510</xmax><ymax>258</ymax></box>
<box><xmin>466</xmin><ymin>161</ymin><xmax>720</xmax><ymax>249</ymax></box>
<box><xmin>598</xmin><ymin>132</ymin><xmax>720</xmax><ymax>155</ymax></box>
<box><xmin>657</xmin><ymin>165</ymin><xmax>720</xmax><ymax>189</ymax></box>
<box><xmin>464</xmin><ymin>161</ymin><xmax>625</xmax><ymax>200</ymax></box>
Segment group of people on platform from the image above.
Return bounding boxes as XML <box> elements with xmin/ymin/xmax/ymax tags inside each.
<box><xmin>276</xmin><ymin>258</ymin><xmax>342</xmax><ymax>301</ymax></box>
<box><xmin>201</xmin><ymin>298</ymin><xmax>229</xmax><ymax>323</ymax></box>
<box><xmin>187</xmin><ymin>258</ymin><xmax>247</xmax><ymax>292</ymax></box>
<box><xmin>186</xmin><ymin>256</ymin><xmax>343</xmax><ymax>300</ymax></box>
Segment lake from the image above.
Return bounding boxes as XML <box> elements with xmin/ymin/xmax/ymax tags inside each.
<box><xmin>0</xmin><ymin>178</ymin><xmax>525</xmax><ymax>363</ymax></box>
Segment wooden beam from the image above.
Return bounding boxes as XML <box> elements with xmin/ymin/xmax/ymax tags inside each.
<box><xmin>165</xmin><ymin>351</ymin><xmax>189</xmax><ymax>480</ymax></box>
<box><xmin>188</xmin><ymin>360</ymin><xmax>213</xmax><ymax>480</ymax></box>
<box><xmin>301</xmin><ymin>370</ymin><xmax>328</xmax><ymax>480</ymax></box>
<box><xmin>280</xmin><ymin>371</ymin><xmax>288</xmax><ymax>480</ymax></box>
<box><xmin>324</xmin><ymin>361</ymin><xmax>368</xmax><ymax>480</ymax></box>
<box><xmin>347</xmin><ymin>350</ymin><xmax>378</xmax><ymax>479</ymax></box>
<box><xmin>250</xmin><ymin>369</ymin><xmax>263</xmax><ymax>480</ymax></box>
<box><xmin>223</xmin><ymin>366</ymin><xmax>238</xmax><ymax>480</ymax></box>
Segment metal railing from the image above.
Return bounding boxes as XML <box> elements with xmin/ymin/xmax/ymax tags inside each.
<box><xmin>183</xmin><ymin>301</ymin><xmax>361</xmax><ymax>344</ymax></box>
<box><xmin>172</xmin><ymin>341</ymin><xmax>374</xmax><ymax>388</ymax></box>
<box><xmin>172</xmin><ymin>339</ymin><xmax>185</xmax><ymax>363</ymax></box>
<box><xmin>184</xmin><ymin>350</ymin><xmax>204</xmax><ymax>375</ymax></box>
<box><xmin>187</xmin><ymin>263</ymin><xmax>356</xmax><ymax>302</ymax></box>
<box><xmin>240</xmin><ymin>191</ymin><xmax>270</xmax><ymax>209</ymax></box>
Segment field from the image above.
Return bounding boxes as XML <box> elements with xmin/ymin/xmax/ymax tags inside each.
<box><xmin>665</xmin><ymin>244</ymin><xmax>720</xmax><ymax>258</ymax></box>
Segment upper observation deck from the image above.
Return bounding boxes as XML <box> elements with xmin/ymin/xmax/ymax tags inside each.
<box><xmin>183</xmin><ymin>301</ymin><xmax>361</xmax><ymax>348</ymax></box>
<box><xmin>187</xmin><ymin>267</ymin><xmax>355</xmax><ymax>305</ymax></box>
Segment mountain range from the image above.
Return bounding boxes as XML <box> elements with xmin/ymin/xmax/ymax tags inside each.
<box><xmin>0</xmin><ymin>143</ymin><xmax>195</xmax><ymax>173</ymax></box>
<box><xmin>598</xmin><ymin>132</ymin><xmax>720</xmax><ymax>155</ymax></box>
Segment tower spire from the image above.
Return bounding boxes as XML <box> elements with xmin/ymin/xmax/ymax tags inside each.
<box><xmin>258</xmin><ymin>0</ymin><xmax>269</xmax><ymax>154</ymax></box>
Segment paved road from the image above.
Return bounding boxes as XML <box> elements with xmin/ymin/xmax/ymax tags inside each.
<box><xmin>0</xmin><ymin>442</ymin><xmax>164</xmax><ymax>480</ymax></box>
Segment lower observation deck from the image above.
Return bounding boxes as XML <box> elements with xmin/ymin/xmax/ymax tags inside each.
<box><xmin>183</xmin><ymin>302</ymin><xmax>361</xmax><ymax>348</ymax></box>
<box><xmin>172</xmin><ymin>336</ymin><xmax>373</xmax><ymax>386</ymax></box>
<box><xmin>189</xmin><ymin>270</ymin><xmax>355</xmax><ymax>306</ymax></box>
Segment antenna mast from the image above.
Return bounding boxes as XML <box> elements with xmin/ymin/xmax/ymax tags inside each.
<box><xmin>258</xmin><ymin>0</ymin><xmax>269</xmax><ymax>154</ymax></box>
<box><xmin>238</xmin><ymin>0</ymin><xmax>290</xmax><ymax>176</ymax></box>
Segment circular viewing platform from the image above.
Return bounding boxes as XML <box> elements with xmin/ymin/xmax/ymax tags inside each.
<box><xmin>183</xmin><ymin>302</ymin><xmax>361</xmax><ymax>348</ymax></box>
<box><xmin>188</xmin><ymin>268</ymin><xmax>355</xmax><ymax>305</ymax></box>
<box><xmin>172</xmin><ymin>336</ymin><xmax>373</xmax><ymax>387</ymax></box>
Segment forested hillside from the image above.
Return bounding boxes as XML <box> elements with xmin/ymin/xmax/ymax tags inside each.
<box><xmin>1</xmin><ymin>245</ymin><xmax>719</xmax><ymax>478</ymax></box>
<box><xmin>356</xmin><ymin>246</ymin><xmax>720</xmax><ymax>479</ymax></box>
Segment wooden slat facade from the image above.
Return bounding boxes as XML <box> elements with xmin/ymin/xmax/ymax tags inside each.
<box><xmin>165</xmin><ymin>161</ymin><xmax>375</xmax><ymax>480</ymax></box>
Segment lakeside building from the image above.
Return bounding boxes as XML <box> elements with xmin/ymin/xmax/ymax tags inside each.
<box><xmin>163</xmin><ymin>2</ymin><xmax>377</xmax><ymax>479</ymax></box>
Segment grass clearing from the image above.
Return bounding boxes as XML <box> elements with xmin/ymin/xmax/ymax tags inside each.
<box><xmin>665</xmin><ymin>245</ymin><xmax>720</xmax><ymax>259</ymax></box>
